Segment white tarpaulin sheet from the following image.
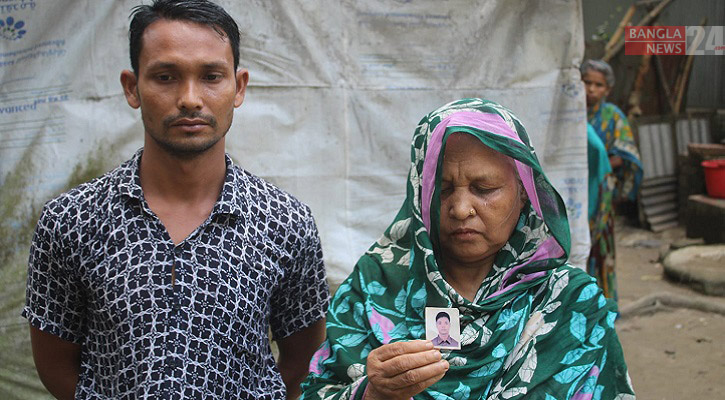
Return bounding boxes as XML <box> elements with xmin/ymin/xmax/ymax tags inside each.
<box><xmin>0</xmin><ymin>1</ymin><xmax>587</xmax><ymax>396</ymax></box>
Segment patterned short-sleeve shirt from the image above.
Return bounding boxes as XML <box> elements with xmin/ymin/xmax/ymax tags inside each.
<box><xmin>23</xmin><ymin>150</ymin><xmax>330</xmax><ymax>399</ymax></box>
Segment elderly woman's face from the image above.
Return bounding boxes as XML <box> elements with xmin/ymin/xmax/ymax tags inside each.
<box><xmin>582</xmin><ymin>70</ymin><xmax>611</xmax><ymax>107</ymax></box>
<box><xmin>439</xmin><ymin>133</ymin><xmax>524</xmax><ymax>270</ymax></box>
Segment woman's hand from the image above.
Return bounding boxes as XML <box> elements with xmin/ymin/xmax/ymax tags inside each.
<box><xmin>364</xmin><ymin>340</ymin><xmax>449</xmax><ymax>400</ymax></box>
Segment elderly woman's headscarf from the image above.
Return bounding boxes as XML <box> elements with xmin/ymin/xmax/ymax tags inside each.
<box><xmin>302</xmin><ymin>99</ymin><xmax>635</xmax><ymax>400</ymax></box>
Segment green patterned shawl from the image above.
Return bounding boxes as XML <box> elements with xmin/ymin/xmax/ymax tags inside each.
<box><xmin>301</xmin><ymin>99</ymin><xmax>635</xmax><ymax>400</ymax></box>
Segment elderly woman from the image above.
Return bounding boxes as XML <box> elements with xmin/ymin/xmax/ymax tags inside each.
<box><xmin>581</xmin><ymin>59</ymin><xmax>642</xmax><ymax>301</ymax></box>
<box><xmin>581</xmin><ymin>59</ymin><xmax>643</xmax><ymax>206</ymax></box>
<box><xmin>301</xmin><ymin>99</ymin><xmax>635</xmax><ymax>399</ymax></box>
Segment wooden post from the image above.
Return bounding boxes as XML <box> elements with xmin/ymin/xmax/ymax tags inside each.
<box><xmin>603</xmin><ymin>0</ymin><xmax>675</xmax><ymax>62</ymax></box>
<box><xmin>653</xmin><ymin>55</ymin><xmax>675</xmax><ymax>112</ymax></box>
<box><xmin>605</xmin><ymin>5</ymin><xmax>637</xmax><ymax>54</ymax></box>
<box><xmin>628</xmin><ymin>53</ymin><xmax>653</xmax><ymax>121</ymax></box>
<box><xmin>673</xmin><ymin>17</ymin><xmax>708</xmax><ymax>114</ymax></box>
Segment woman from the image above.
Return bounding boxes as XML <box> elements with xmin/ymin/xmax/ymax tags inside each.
<box><xmin>301</xmin><ymin>99</ymin><xmax>635</xmax><ymax>399</ymax></box>
<box><xmin>587</xmin><ymin>123</ymin><xmax>617</xmax><ymax>300</ymax></box>
<box><xmin>581</xmin><ymin>59</ymin><xmax>643</xmax><ymax>206</ymax></box>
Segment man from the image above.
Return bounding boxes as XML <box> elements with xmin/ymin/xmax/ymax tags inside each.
<box><xmin>22</xmin><ymin>1</ymin><xmax>329</xmax><ymax>399</ymax></box>
<box><xmin>431</xmin><ymin>312</ymin><xmax>458</xmax><ymax>349</ymax></box>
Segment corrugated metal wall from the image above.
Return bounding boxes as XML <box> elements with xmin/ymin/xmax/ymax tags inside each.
<box><xmin>675</xmin><ymin>118</ymin><xmax>711</xmax><ymax>155</ymax></box>
<box><xmin>639</xmin><ymin>122</ymin><xmax>676</xmax><ymax>179</ymax></box>
<box><xmin>636</xmin><ymin>114</ymin><xmax>714</xmax><ymax>231</ymax></box>
<box><xmin>638</xmin><ymin>116</ymin><xmax>712</xmax><ymax>179</ymax></box>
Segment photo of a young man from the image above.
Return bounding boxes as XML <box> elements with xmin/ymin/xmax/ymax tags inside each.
<box><xmin>425</xmin><ymin>307</ymin><xmax>461</xmax><ymax>350</ymax></box>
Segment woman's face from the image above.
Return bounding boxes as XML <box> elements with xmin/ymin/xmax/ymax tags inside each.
<box><xmin>582</xmin><ymin>69</ymin><xmax>611</xmax><ymax>107</ymax></box>
<box><xmin>438</xmin><ymin>133</ymin><xmax>525</xmax><ymax>271</ymax></box>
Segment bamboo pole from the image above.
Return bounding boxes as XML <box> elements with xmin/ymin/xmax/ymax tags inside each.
<box><xmin>673</xmin><ymin>17</ymin><xmax>707</xmax><ymax>114</ymax></box>
<box><xmin>605</xmin><ymin>4</ymin><xmax>637</xmax><ymax>53</ymax></box>
<box><xmin>603</xmin><ymin>0</ymin><xmax>675</xmax><ymax>62</ymax></box>
<box><xmin>652</xmin><ymin>55</ymin><xmax>675</xmax><ymax>112</ymax></box>
<box><xmin>627</xmin><ymin>53</ymin><xmax>653</xmax><ymax>120</ymax></box>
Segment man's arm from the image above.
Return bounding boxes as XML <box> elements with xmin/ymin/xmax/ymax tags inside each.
<box><xmin>29</xmin><ymin>326</ymin><xmax>81</xmax><ymax>400</ymax></box>
<box><xmin>276</xmin><ymin>318</ymin><xmax>326</xmax><ymax>400</ymax></box>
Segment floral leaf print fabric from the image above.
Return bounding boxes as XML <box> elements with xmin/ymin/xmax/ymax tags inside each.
<box><xmin>302</xmin><ymin>99</ymin><xmax>635</xmax><ymax>400</ymax></box>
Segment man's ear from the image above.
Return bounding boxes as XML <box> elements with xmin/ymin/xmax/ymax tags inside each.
<box><xmin>120</xmin><ymin>70</ymin><xmax>141</xmax><ymax>109</ymax></box>
<box><xmin>234</xmin><ymin>68</ymin><xmax>249</xmax><ymax>108</ymax></box>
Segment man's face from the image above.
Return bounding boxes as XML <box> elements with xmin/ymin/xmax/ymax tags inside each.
<box><xmin>436</xmin><ymin>317</ymin><xmax>450</xmax><ymax>337</ymax></box>
<box><xmin>121</xmin><ymin>19</ymin><xmax>248</xmax><ymax>158</ymax></box>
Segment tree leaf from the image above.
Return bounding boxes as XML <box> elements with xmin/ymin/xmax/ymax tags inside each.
<box><xmin>576</xmin><ymin>284</ymin><xmax>598</xmax><ymax>303</ymax></box>
<box><xmin>428</xmin><ymin>389</ymin><xmax>452</xmax><ymax>400</ymax></box>
<box><xmin>549</xmin><ymin>270</ymin><xmax>570</xmax><ymax>300</ymax></box>
<box><xmin>449</xmin><ymin>356</ymin><xmax>467</xmax><ymax>367</ymax></box>
<box><xmin>518</xmin><ymin>348</ymin><xmax>537</xmax><ymax>383</ymax></box>
<box><xmin>335</xmin><ymin>297</ymin><xmax>351</xmax><ymax>315</ymax></box>
<box><xmin>394</xmin><ymin>288</ymin><xmax>407</xmax><ymax>313</ymax></box>
<box><xmin>452</xmin><ymin>382</ymin><xmax>471</xmax><ymax>400</ymax></box>
<box><xmin>569</xmin><ymin>311</ymin><xmax>587</xmax><ymax>343</ymax></box>
<box><xmin>589</xmin><ymin>324</ymin><xmax>605</xmax><ymax>347</ymax></box>
<box><xmin>410</xmin><ymin>286</ymin><xmax>426</xmax><ymax>311</ymax></box>
<box><xmin>492</xmin><ymin>343</ymin><xmax>507</xmax><ymax>358</ymax></box>
<box><xmin>561</xmin><ymin>348</ymin><xmax>587</xmax><ymax>365</ymax></box>
<box><xmin>389</xmin><ymin>218</ymin><xmax>411</xmax><ymax>241</ymax></box>
<box><xmin>353</xmin><ymin>302</ymin><xmax>366</xmax><ymax>327</ymax></box>
<box><xmin>606</xmin><ymin>311</ymin><xmax>617</xmax><ymax>328</ymax></box>
<box><xmin>367</xmin><ymin>281</ymin><xmax>387</xmax><ymax>296</ymax></box>
<box><xmin>337</xmin><ymin>333</ymin><xmax>368</xmax><ymax>347</ymax></box>
<box><xmin>460</xmin><ymin>323</ymin><xmax>480</xmax><ymax>346</ymax></box>
<box><xmin>499</xmin><ymin>309</ymin><xmax>524</xmax><ymax>330</ymax></box>
<box><xmin>501</xmin><ymin>387</ymin><xmax>527</xmax><ymax>399</ymax></box>
<box><xmin>468</xmin><ymin>359</ymin><xmax>502</xmax><ymax>378</ymax></box>
<box><xmin>553</xmin><ymin>363</ymin><xmax>593</xmax><ymax>384</ymax></box>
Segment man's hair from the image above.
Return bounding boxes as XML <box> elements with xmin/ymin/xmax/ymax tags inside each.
<box><xmin>580</xmin><ymin>59</ymin><xmax>615</xmax><ymax>88</ymax></box>
<box><xmin>435</xmin><ymin>311</ymin><xmax>450</xmax><ymax>322</ymax></box>
<box><xmin>128</xmin><ymin>0</ymin><xmax>241</xmax><ymax>75</ymax></box>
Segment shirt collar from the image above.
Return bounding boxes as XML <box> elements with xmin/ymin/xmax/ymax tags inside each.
<box><xmin>116</xmin><ymin>149</ymin><xmax>144</xmax><ymax>201</ymax></box>
<box><xmin>213</xmin><ymin>154</ymin><xmax>246</xmax><ymax>218</ymax></box>
<box><xmin>116</xmin><ymin>149</ymin><xmax>246</xmax><ymax>218</ymax></box>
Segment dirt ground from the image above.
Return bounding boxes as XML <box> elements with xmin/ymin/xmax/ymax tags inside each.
<box><xmin>614</xmin><ymin>220</ymin><xmax>725</xmax><ymax>399</ymax></box>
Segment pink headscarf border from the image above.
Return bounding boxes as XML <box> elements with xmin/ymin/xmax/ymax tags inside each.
<box><xmin>421</xmin><ymin>111</ymin><xmax>543</xmax><ymax>232</ymax></box>
<box><xmin>419</xmin><ymin>111</ymin><xmax>566</xmax><ymax>296</ymax></box>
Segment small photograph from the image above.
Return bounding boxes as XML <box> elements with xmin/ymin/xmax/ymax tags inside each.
<box><xmin>425</xmin><ymin>307</ymin><xmax>461</xmax><ymax>350</ymax></box>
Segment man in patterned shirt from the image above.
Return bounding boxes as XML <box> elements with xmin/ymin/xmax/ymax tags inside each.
<box><xmin>23</xmin><ymin>1</ymin><xmax>329</xmax><ymax>398</ymax></box>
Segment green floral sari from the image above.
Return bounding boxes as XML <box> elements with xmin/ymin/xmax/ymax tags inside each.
<box><xmin>301</xmin><ymin>99</ymin><xmax>635</xmax><ymax>400</ymax></box>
